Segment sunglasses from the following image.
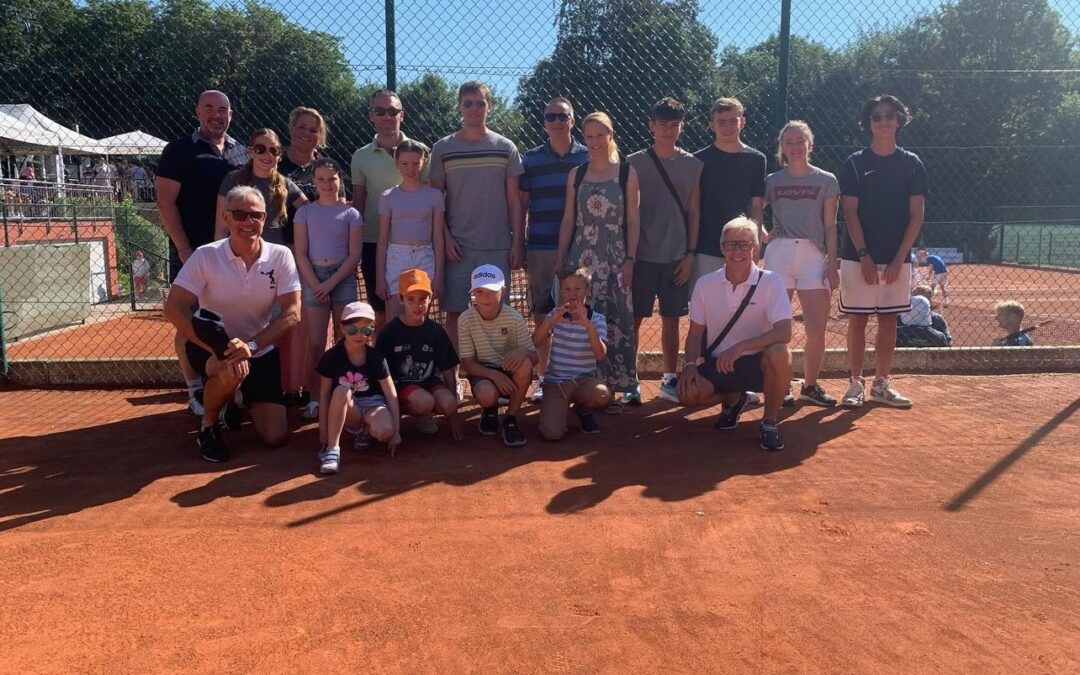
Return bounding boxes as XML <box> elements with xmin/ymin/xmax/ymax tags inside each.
<box><xmin>251</xmin><ymin>143</ymin><xmax>281</xmax><ymax>157</ymax></box>
<box><xmin>343</xmin><ymin>324</ymin><xmax>376</xmax><ymax>336</ymax></box>
<box><xmin>461</xmin><ymin>99</ymin><xmax>488</xmax><ymax>109</ymax></box>
<box><xmin>721</xmin><ymin>240</ymin><xmax>755</xmax><ymax>251</ymax></box>
<box><xmin>870</xmin><ymin>112</ymin><xmax>899</xmax><ymax>122</ymax></box>
<box><xmin>371</xmin><ymin>106</ymin><xmax>402</xmax><ymax>117</ymax></box>
<box><xmin>230</xmin><ymin>209</ymin><xmax>266</xmax><ymax>222</ymax></box>
<box><xmin>544</xmin><ymin>112</ymin><xmax>572</xmax><ymax>122</ymax></box>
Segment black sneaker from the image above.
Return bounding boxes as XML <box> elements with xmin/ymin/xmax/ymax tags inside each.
<box><xmin>198</xmin><ymin>425</ymin><xmax>229</xmax><ymax>463</ymax></box>
<box><xmin>219</xmin><ymin>399</ymin><xmax>242</xmax><ymax>431</ymax></box>
<box><xmin>759</xmin><ymin>420</ymin><xmax>785</xmax><ymax>451</ymax></box>
<box><xmin>501</xmin><ymin>415</ymin><xmax>527</xmax><ymax>447</ymax></box>
<box><xmin>715</xmin><ymin>392</ymin><xmax>749</xmax><ymax>430</ymax></box>
<box><xmin>799</xmin><ymin>383</ymin><xmax>837</xmax><ymax>407</ymax></box>
<box><xmin>478</xmin><ymin>407</ymin><xmax>499</xmax><ymax>435</ymax></box>
<box><xmin>575</xmin><ymin>405</ymin><xmax>600</xmax><ymax>434</ymax></box>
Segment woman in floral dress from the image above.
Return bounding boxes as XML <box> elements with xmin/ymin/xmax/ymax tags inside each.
<box><xmin>555</xmin><ymin>112</ymin><xmax>642</xmax><ymax>408</ymax></box>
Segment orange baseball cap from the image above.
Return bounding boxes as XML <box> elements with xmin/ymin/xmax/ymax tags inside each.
<box><xmin>399</xmin><ymin>268</ymin><xmax>432</xmax><ymax>296</ymax></box>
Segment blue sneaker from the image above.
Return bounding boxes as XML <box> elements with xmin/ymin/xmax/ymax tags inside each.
<box><xmin>657</xmin><ymin>377</ymin><xmax>679</xmax><ymax>403</ymax></box>
<box><xmin>622</xmin><ymin>384</ymin><xmax>643</xmax><ymax>406</ymax></box>
<box><xmin>318</xmin><ymin>447</ymin><xmax>341</xmax><ymax>474</ymax></box>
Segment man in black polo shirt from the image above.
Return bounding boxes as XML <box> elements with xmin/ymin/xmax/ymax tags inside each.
<box><xmin>156</xmin><ymin>90</ymin><xmax>248</xmax><ymax>416</ymax></box>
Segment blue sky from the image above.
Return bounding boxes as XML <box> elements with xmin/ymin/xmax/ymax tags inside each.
<box><xmin>253</xmin><ymin>0</ymin><xmax>1078</xmax><ymax>98</ymax></box>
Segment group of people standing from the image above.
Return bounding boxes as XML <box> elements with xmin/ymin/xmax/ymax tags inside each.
<box><xmin>160</xmin><ymin>83</ymin><xmax>928</xmax><ymax>466</ymax></box>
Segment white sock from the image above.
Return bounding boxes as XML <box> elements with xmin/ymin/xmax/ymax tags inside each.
<box><xmin>662</xmin><ymin>372</ymin><xmax>676</xmax><ymax>384</ymax></box>
<box><xmin>186</xmin><ymin>379</ymin><xmax>203</xmax><ymax>397</ymax></box>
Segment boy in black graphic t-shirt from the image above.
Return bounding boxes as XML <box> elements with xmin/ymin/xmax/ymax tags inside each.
<box><xmin>375</xmin><ymin>269</ymin><xmax>463</xmax><ymax>439</ymax></box>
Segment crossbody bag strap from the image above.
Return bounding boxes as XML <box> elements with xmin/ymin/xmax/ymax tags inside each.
<box><xmin>701</xmin><ymin>277</ymin><xmax>760</xmax><ymax>358</ymax></box>
<box><xmin>646</xmin><ymin>148</ymin><xmax>689</xmax><ymax>229</ymax></box>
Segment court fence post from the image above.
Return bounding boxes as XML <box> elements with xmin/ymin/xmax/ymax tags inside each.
<box><xmin>0</xmin><ymin>285</ymin><xmax>7</xmax><ymax>380</ymax></box>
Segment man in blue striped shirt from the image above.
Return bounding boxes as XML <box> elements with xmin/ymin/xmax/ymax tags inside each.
<box><xmin>531</xmin><ymin>268</ymin><xmax>611</xmax><ymax>440</ymax></box>
<box><xmin>520</xmin><ymin>97</ymin><xmax>589</xmax><ymax>402</ymax></box>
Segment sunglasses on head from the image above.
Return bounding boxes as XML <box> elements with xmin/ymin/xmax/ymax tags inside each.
<box><xmin>461</xmin><ymin>99</ymin><xmax>488</xmax><ymax>109</ymax></box>
<box><xmin>343</xmin><ymin>323</ymin><xmax>375</xmax><ymax>336</ymax></box>
<box><xmin>230</xmin><ymin>209</ymin><xmax>266</xmax><ymax>222</ymax></box>
<box><xmin>544</xmin><ymin>112</ymin><xmax>571</xmax><ymax>122</ymax></box>
<box><xmin>371</xmin><ymin>106</ymin><xmax>402</xmax><ymax>117</ymax></box>
<box><xmin>870</xmin><ymin>112</ymin><xmax>899</xmax><ymax>122</ymax></box>
<box><xmin>251</xmin><ymin>143</ymin><xmax>281</xmax><ymax>157</ymax></box>
<box><xmin>721</xmin><ymin>240</ymin><xmax>755</xmax><ymax>251</ymax></box>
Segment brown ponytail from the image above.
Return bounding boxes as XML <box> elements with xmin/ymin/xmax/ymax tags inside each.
<box><xmin>247</xmin><ymin>128</ymin><xmax>287</xmax><ymax>226</ymax></box>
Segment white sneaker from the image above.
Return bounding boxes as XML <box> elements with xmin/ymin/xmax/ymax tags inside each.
<box><xmin>187</xmin><ymin>390</ymin><xmax>205</xmax><ymax>417</ymax></box>
<box><xmin>302</xmin><ymin>401</ymin><xmax>319</xmax><ymax>419</ymax></box>
<box><xmin>416</xmin><ymin>414</ymin><xmax>439</xmax><ymax>435</ymax></box>
<box><xmin>529</xmin><ymin>379</ymin><xmax>544</xmax><ymax>403</ymax></box>
<box><xmin>841</xmin><ymin>378</ymin><xmax>865</xmax><ymax>409</ymax></box>
<box><xmin>745</xmin><ymin>391</ymin><xmax>762</xmax><ymax>406</ymax></box>
<box><xmin>456</xmin><ymin>380</ymin><xmax>465</xmax><ymax>402</ymax></box>
<box><xmin>870</xmin><ymin>377</ymin><xmax>913</xmax><ymax>408</ymax></box>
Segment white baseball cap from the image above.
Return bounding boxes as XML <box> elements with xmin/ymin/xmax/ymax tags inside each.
<box><xmin>470</xmin><ymin>264</ymin><xmax>505</xmax><ymax>292</ymax></box>
<box><xmin>341</xmin><ymin>301</ymin><xmax>376</xmax><ymax>322</ymax></box>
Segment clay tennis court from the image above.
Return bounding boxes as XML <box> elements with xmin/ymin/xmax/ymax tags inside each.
<box><xmin>2</xmin><ymin>375</ymin><xmax>1078</xmax><ymax>671</ymax></box>
<box><xmin>6</xmin><ymin>263</ymin><xmax>1080</xmax><ymax>361</ymax></box>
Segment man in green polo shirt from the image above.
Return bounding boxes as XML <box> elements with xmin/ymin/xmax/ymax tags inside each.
<box><xmin>351</xmin><ymin>88</ymin><xmax>430</xmax><ymax>327</ymax></box>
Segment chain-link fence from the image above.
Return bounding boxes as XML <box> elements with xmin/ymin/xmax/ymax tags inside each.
<box><xmin>1</xmin><ymin>0</ymin><xmax>1078</xmax><ymax>385</ymax></box>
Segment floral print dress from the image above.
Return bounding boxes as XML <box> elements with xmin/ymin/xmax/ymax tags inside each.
<box><xmin>568</xmin><ymin>176</ymin><xmax>638</xmax><ymax>393</ymax></box>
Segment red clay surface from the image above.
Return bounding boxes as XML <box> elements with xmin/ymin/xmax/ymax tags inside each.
<box><xmin>7</xmin><ymin>263</ymin><xmax>1079</xmax><ymax>361</ymax></box>
<box><xmin>2</xmin><ymin>376</ymin><xmax>1078</xmax><ymax>671</ymax></box>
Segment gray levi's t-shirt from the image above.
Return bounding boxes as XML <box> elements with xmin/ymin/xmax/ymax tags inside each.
<box><xmin>428</xmin><ymin>131</ymin><xmax>524</xmax><ymax>251</ymax></box>
<box><xmin>628</xmin><ymin>148</ymin><xmax>703</xmax><ymax>263</ymax></box>
<box><xmin>765</xmin><ymin>166</ymin><xmax>840</xmax><ymax>254</ymax></box>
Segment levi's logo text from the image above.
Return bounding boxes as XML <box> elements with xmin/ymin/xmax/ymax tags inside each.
<box><xmin>774</xmin><ymin>185</ymin><xmax>821</xmax><ymax>201</ymax></box>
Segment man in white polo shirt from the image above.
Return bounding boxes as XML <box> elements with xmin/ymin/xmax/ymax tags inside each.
<box><xmin>165</xmin><ymin>185</ymin><xmax>302</xmax><ymax>462</ymax></box>
<box><xmin>677</xmin><ymin>217</ymin><xmax>793</xmax><ymax>451</ymax></box>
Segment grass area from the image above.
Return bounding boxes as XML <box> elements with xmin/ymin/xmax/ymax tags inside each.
<box><xmin>1000</xmin><ymin>224</ymin><xmax>1080</xmax><ymax>268</ymax></box>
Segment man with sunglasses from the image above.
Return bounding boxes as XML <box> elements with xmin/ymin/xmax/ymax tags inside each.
<box><xmin>351</xmin><ymin>89</ymin><xmax>430</xmax><ymax>328</ymax></box>
<box><xmin>837</xmin><ymin>94</ymin><xmax>927</xmax><ymax>409</ymax></box>
<box><xmin>429</xmin><ymin>80</ymin><xmax>525</xmax><ymax>351</ymax></box>
<box><xmin>677</xmin><ymin>217</ymin><xmax>792</xmax><ymax>451</ymax></box>
<box><xmin>157</xmin><ymin>90</ymin><xmax>248</xmax><ymax>417</ymax></box>
<box><xmin>519</xmin><ymin>96</ymin><xmax>588</xmax><ymax>402</ymax></box>
<box><xmin>165</xmin><ymin>186</ymin><xmax>302</xmax><ymax>463</ymax></box>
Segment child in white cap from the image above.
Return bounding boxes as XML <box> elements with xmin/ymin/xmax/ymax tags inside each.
<box><xmin>316</xmin><ymin>301</ymin><xmax>401</xmax><ymax>474</ymax></box>
<box><xmin>458</xmin><ymin>264</ymin><xmax>538</xmax><ymax>446</ymax></box>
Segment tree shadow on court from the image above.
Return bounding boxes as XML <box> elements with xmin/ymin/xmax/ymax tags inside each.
<box><xmin>545</xmin><ymin>400</ymin><xmax>873</xmax><ymax>514</ymax></box>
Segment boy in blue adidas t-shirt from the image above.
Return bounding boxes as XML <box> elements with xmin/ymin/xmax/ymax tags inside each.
<box><xmin>531</xmin><ymin>267</ymin><xmax>611</xmax><ymax>440</ymax></box>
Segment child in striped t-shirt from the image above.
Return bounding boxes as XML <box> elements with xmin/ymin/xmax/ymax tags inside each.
<box><xmin>531</xmin><ymin>268</ymin><xmax>611</xmax><ymax>440</ymax></box>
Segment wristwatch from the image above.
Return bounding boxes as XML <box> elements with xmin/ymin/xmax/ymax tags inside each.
<box><xmin>857</xmin><ymin>248</ymin><xmax>870</xmax><ymax>258</ymax></box>
<box><xmin>246</xmin><ymin>340</ymin><xmax>258</xmax><ymax>354</ymax></box>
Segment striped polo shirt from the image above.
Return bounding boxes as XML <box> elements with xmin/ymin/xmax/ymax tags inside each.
<box><xmin>458</xmin><ymin>304</ymin><xmax>535</xmax><ymax>368</ymax></box>
<box><xmin>543</xmin><ymin>308</ymin><xmax>607</xmax><ymax>383</ymax></box>
<box><xmin>520</xmin><ymin>140</ymin><xmax>588</xmax><ymax>250</ymax></box>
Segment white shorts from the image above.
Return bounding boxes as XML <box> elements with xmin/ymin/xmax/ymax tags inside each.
<box><xmin>932</xmin><ymin>272</ymin><xmax>948</xmax><ymax>287</ymax></box>
<box><xmin>386</xmin><ymin>243</ymin><xmax>436</xmax><ymax>294</ymax></box>
<box><xmin>763</xmin><ymin>238</ymin><xmax>828</xmax><ymax>291</ymax></box>
<box><xmin>839</xmin><ymin>259</ymin><xmax>912</xmax><ymax>315</ymax></box>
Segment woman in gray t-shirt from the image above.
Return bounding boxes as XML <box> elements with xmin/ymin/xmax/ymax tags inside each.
<box><xmin>762</xmin><ymin>120</ymin><xmax>840</xmax><ymax>407</ymax></box>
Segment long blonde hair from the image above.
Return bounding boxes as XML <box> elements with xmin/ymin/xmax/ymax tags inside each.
<box><xmin>776</xmin><ymin>120</ymin><xmax>815</xmax><ymax>166</ymax></box>
<box><xmin>239</xmin><ymin>128</ymin><xmax>288</xmax><ymax>227</ymax></box>
<box><xmin>582</xmin><ymin>112</ymin><xmax>620</xmax><ymax>163</ymax></box>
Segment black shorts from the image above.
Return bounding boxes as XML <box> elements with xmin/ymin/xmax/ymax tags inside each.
<box><xmin>467</xmin><ymin>367</ymin><xmax>523</xmax><ymax>392</ymax></box>
<box><xmin>698</xmin><ymin>352</ymin><xmax>764</xmax><ymax>394</ymax></box>
<box><xmin>360</xmin><ymin>242</ymin><xmax>386</xmax><ymax>312</ymax></box>
<box><xmin>185</xmin><ymin>342</ymin><xmax>286</xmax><ymax>405</ymax></box>
<box><xmin>632</xmin><ymin>260</ymin><xmax>689</xmax><ymax>318</ymax></box>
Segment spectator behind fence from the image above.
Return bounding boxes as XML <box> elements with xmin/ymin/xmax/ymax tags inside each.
<box><xmin>519</xmin><ymin>96</ymin><xmax>589</xmax><ymax>404</ymax></box>
<box><xmin>157</xmin><ymin>89</ymin><xmax>248</xmax><ymax>417</ymax></box>
<box><xmin>896</xmin><ymin>284</ymin><xmax>951</xmax><ymax>347</ymax></box>
<box><xmin>555</xmin><ymin>111</ymin><xmax>641</xmax><ymax>410</ymax></box>
<box><xmin>131</xmin><ymin>249</ymin><xmax>151</xmax><ymax>299</ymax></box>
<box><xmin>429</xmin><ymin>81</ymin><xmax>525</xmax><ymax>352</ymax></box>
<box><xmin>215</xmin><ymin>128</ymin><xmax>307</xmax><ymax>245</ymax></box>
<box><xmin>838</xmin><ymin>94</ymin><xmax>927</xmax><ymax>409</ymax></box>
<box><xmin>352</xmin><ymin>90</ymin><xmax>429</xmax><ymax>329</ymax></box>
<box><xmin>994</xmin><ymin>301</ymin><xmax>1034</xmax><ymax>346</ymax></box>
<box><xmin>164</xmin><ymin>185</ymin><xmax>301</xmax><ymax>463</ymax></box>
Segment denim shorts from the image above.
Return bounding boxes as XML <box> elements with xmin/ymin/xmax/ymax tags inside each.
<box><xmin>302</xmin><ymin>261</ymin><xmax>359</xmax><ymax>307</ymax></box>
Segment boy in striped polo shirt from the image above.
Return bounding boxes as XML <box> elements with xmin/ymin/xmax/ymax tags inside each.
<box><xmin>531</xmin><ymin>268</ymin><xmax>611</xmax><ymax>440</ymax></box>
<box><xmin>458</xmin><ymin>264</ymin><xmax>538</xmax><ymax>446</ymax></box>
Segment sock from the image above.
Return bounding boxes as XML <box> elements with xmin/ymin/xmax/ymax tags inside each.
<box><xmin>662</xmin><ymin>372</ymin><xmax>676</xmax><ymax>384</ymax></box>
<box><xmin>187</xmin><ymin>378</ymin><xmax>203</xmax><ymax>397</ymax></box>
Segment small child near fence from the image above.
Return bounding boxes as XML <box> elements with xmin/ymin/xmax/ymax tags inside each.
<box><xmin>993</xmin><ymin>301</ymin><xmax>1034</xmax><ymax>346</ymax></box>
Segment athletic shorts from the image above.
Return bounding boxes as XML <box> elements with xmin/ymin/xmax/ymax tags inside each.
<box><xmin>360</xmin><ymin>242</ymin><xmax>387</xmax><ymax>312</ymax></box>
<box><xmin>443</xmin><ymin>248</ymin><xmax>510</xmax><ymax>314</ymax></box>
<box><xmin>632</xmin><ymin>260</ymin><xmax>689</xmax><ymax>318</ymax></box>
<box><xmin>399</xmin><ymin>382</ymin><xmax>450</xmax><ymax>401</ymax></box>
<box><xmin>839</xmin><ymin>259</ymin><xmax>912</xmax><ymax>315</ymax></box>
<box><xmin>697</xmin><ymin>352</ymin><xmax>764</xmax><ymax>394</ymax></box>
<box><xmin>539</xmin><ymin>376</ymin><xmax>608</xmax><ymax>440</ymax></box>
<box><xmin>185</xmin><ymin>343</ymin><xmax>286</xmax><ymax>405</ymax></box>
<box><xmin>386</xmin><ymin>243</ymin><xmax>436</xmax><ymax>295</ymax></box>
<box><xmin>527</xmin><ymin>248</ymin><xmax>559</xmax><ymax>315</ymax></box>
<box><xmin>302</xmin><ymin>261</ymin><xmax>359</xmax><ymax>308</ymax></box>
<box><xmin>932</xmin><ymin>272</ymin><xmax>948</xmax><ymax>287</ymax></box>
<box><xmin>467</xmin><ymin>366</ymin><xmax>528</xmax><ymax>394</ymax></box>
<box><xmin>764</xmin><ymin>238</ymin><xmax>828</xmax><ymax>291</ymax></box>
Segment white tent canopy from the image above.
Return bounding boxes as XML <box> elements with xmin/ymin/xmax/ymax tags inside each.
<box><xmin>0</xmin><ymin>103</ymin><xmax>104</xmax><ymax>155</ymax></box>
<box><xmin>98</xmin><ymin>129</ymin><xmax>167</xmax><ymax>155</ymax></box>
